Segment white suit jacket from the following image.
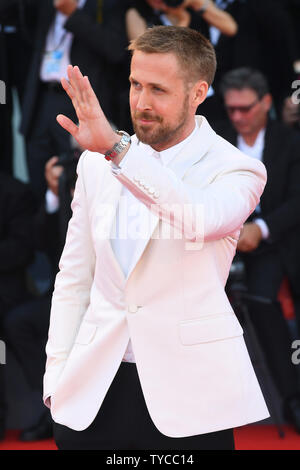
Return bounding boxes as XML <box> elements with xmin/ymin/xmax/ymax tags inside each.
<box><xmin>43</xmin><ymin>116</ymin><xmax>270</xmax><ymax>436</ymax></box>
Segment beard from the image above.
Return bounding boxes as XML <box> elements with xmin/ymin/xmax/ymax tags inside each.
<box><xmin>131</xmin><ymin>94</ymin><xmax>190</xmax><ymax>148</ymax></box>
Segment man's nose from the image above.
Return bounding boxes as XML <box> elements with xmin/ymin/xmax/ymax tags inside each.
<box><xmin>230</xmin><ymin>110</ymin><xmax>243</xmax><ymax>121</ymax></box>
<box><xmin>136</xmin><ymin>90</ymin><xmax>152</xmax><ymax>111</ymax></box>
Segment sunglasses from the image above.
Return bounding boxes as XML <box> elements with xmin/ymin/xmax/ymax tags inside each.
<box><xmin>225</xmin><ymin>98</ymin><xmax>261</xmax><ymax>115</ymax></box>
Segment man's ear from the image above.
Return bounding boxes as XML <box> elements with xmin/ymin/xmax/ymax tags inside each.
<box><xmin>191</xmin><ymin>80</ymin><xmax>209</xmax><ymax>109</ymax></box>
<box><xmin>262</xmin><ymin>93</ymin><xmax>273</xmax><ymax>112</ymax></box>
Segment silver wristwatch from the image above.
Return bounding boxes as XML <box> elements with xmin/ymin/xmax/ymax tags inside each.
<box><xmin>104</xmin><ymin>131</ymin><xmax>131</xmax><ymax>161</ymax></box>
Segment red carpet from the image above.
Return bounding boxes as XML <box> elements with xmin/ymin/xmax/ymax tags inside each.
<box><xmin>0</xmin><ymin>430</ymin><xmax>58</xmax><ymax>450</ymax></box>
<box><xmin>234</xmin><ymin>425</ymin><xmax>300</xmax><ymax>450</ymax></box>
<box><xmin>0</xmin><ymin>426</ymin><xmax>300</xmax><ymax>450</ymax></box>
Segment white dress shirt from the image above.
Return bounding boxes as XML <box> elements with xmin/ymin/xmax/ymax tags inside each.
<box><xmin>45</xmin><ymin>189</ymin><xmax>60</xmax><ymax>213</ymax></box>
<box><xmin>112</xmin><ymin>120</ymin><xmax>199</xmax><ymax>362</ymax></box>
<box><xmin>237</xmin><ymin>129</ymin><xmax>270</xmax><ymax>239</ymax></box>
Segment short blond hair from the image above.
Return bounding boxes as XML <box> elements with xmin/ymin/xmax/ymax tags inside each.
<box><xmin>128</xmin><ymin>25</ymin><xmax>217</xmax><ymax>87</ymax></box>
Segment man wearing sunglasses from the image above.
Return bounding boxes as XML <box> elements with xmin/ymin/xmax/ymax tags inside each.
<box><xmin>216</xmin><ymin>67</ymin><xmax>300</xmax><ymax>433</ymax></box>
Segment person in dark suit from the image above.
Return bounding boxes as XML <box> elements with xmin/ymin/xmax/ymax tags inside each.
<box><xmin>215</xmin><ymin>67</ymin><xmax>300</xmax><ymax>432</ymax></box>
<box><xmin>0</xmin><ymin>173</ymin><xmax>35</xmax><ymax>324</ymax></box>
<box><xmin>34</xmin><ymin>144</ymin><xmax>80</xmax><ymax>278</ymax></box>
<box><xmin>3</xmin><ymin>147</ymin><xmax>82</xmax><ymax>442</ymax></box>
<box><xmin>0</xmin><ymin>172</ymin><xmax>35</xmax><ymax>440</ymax></box>
<box><xmin>2</xmin><ymin>145</ymin><xmax>80</xmax><ymax>441</ymax></box>
<box><xmin>0</xmin><ymin>0</ymin><xmax>36</xmax><ymax>175</ymax></box>
<box><xmin>19</xmin><ymin>0</ymin><xmax>127</xmax><ymax>204</ymax></box>
<box><xmin>212</xmin><ymin>0</ymin><xmax>295</xmax><ymax>118</ymax></box>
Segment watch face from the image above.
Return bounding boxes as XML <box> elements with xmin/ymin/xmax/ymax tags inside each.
<box><xmin>119</xmin><ymin>132</ymin><xmax>131</xmax><ymax>144</ymax></box>
<box><xmin>118</xmin><ymin>131</ymin><xmax>131</xmax><ymax>138</ymax></box>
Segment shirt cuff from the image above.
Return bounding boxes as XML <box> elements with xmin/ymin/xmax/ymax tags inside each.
<box><xmin>254</xmin><ymin>218</ymin><xmax>270</xmax><ymax>240</ymax></box>
<box><xmin>45</xmin><ymin>189</ymin><xmax>60</xmax><ymax>214</ymax></box>
<box><xmin>110</xmin><ymin>145</ymin><xmax>133</xmax><ymax>174</ymax></box>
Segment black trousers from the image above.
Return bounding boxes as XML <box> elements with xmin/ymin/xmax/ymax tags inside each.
<box><xmin>53</xmin><ymin>362</ymin><xmax>235</xmax><ymax>450</ymax></box>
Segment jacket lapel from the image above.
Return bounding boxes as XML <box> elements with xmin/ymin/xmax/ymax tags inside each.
<box><xmin>167</xmin><ymin>116</ymin><xmax>217</xmax><ymax>178</ymax></box>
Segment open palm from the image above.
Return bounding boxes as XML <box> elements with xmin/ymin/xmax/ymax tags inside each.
<box><xmin>57</xmin><ymin>65</ymin><xmax>117</xmax><ymax>154</ymax></box>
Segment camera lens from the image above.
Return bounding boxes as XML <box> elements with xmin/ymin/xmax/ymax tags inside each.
<box><xmin>164</xmin><ymin>0</ymin><xmax>185</xmax><ymax>7</ymax></box>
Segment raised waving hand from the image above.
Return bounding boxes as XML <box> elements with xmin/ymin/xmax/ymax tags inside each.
<box><xmin>57</xmin><ymin>65</ymin><xmax>119</xmax><ymax>154</ymax></box>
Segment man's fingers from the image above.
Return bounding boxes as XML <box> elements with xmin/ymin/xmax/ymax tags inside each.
<box><xmin>68</xmin><ymin>65</ymin><xmax>85</xmax><ymax>102</ymax></box>
<box><xmin>67</xmin><ymin>64</ymin><xmax>75</xmax><ymax>83</ymax></box>
<box><xmin>73</xmin><ymin>66</ymin><xmax>85</xmax><ymax>102</ymax></box>
<box><xmin>61</xmin><ymin>76</ymin><xmax>81</xmax><ymax>115</ymax></box>
<box><xmin>57</xmin><ymin>114</ymin><xmax>78</xmax><ymax>137</ymax></box>
<box><xmin>67</xmin><ymin>65</ymin><xmax>79</xmax><ymax>100</ymax></box>
<box><xmin>66</xmin><ymin>65</ymin><xmax>102</xmax><ymax>119</ymax></box>
<box><xmin>61</xmin><ymin>77</ymin><xmax>75</xmax><ymax>100</ymax></box>
<box><xmin>74</xmin><ymin>65</ymin><xmax>84</xmax><ymax>80</ymax></box>
<box><xmin>82</xmin><ymin>75</ymin><xmax>99</xmax><ymax>108</ymax></box>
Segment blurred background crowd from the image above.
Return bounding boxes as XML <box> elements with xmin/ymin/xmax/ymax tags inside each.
<box><xmin>1</xmin><ymin>0</ymin><xmax>300</xmax><ymax>445</ymax></box>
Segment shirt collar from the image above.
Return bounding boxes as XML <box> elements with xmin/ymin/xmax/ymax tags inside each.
<box><xmin>159</xmin><ymin>119</ymin><xmax>199</xmax><ymax>166</ymax></box>
<box><xmin>238</xmin><ymin>128</ymin><xmax>266</xmax><ymax>152</ymax></box>
<box><xmin>138</xmin><ymin>118</ymin><xmax>199</xmax><ymax>166</ymax></box>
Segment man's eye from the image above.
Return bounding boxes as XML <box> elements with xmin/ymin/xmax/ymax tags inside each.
<box><xmin>153</xmin><ymin>87</ymin><xmax>163</xmax><ymax>92</ymax></box>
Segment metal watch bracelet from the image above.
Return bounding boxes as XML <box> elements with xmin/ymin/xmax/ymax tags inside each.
<box><xmin>104</xmin><ymin>131</ymin><xmax>131</xmax><ymax>161</ymax></box>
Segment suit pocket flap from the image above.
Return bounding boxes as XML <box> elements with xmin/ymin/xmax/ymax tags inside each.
<box><xmin>74</xmin><ymin>321</ymin><xmax>98</xmax><ymax>345</ymax></box>
<box><xmin>179</xmin><ymin>314</ymin><xmax>243</xmax><ymax>345</ymax></box>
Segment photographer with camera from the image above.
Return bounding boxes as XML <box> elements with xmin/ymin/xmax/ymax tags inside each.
<box><xmin>2</xmin><ymin>142</ymin><xmax>81</xmax><ymax>442</ymax></box>
<box><xmin>35</xmin><ymin>143</ymin><xmax>81</xmax><ymax>277</ymax></box>
<box><xmin>126</xmin><ymin>0</ymin><xmax>237</xmax><ymax>42</ymax></box>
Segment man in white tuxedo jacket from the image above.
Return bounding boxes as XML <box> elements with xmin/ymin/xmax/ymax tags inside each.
<box><xmin>43</xmin><ymin>26</ymin><xmax>269</xmax><ymax>450</ymax></box>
